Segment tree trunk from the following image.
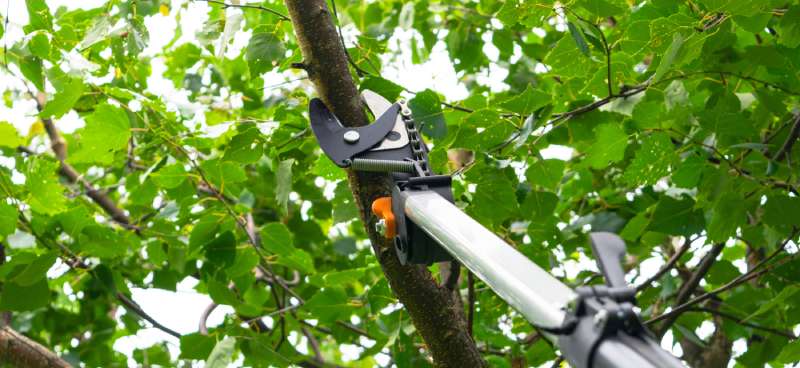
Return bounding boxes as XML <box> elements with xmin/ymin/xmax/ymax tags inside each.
<box><xmin>0</xmin><ymin>327</ymin><xmax>71</xmax><ymax>368</ymax></box>
<box><xmin>282</xmin><ymin>1</ymin><xmax>486</xmax><ymax>366</ymax></box>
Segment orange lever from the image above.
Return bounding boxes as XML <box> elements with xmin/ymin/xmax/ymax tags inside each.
<box><xmin>371</xmin><ymin>197</ymin><xmax>396</xmax><ymax>239</ymax></box>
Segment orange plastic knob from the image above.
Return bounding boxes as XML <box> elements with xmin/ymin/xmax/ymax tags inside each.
<box><xmin>371</xmin><ymin>197</ymin><xmax>396</xmax><ymax>239</ymax></box>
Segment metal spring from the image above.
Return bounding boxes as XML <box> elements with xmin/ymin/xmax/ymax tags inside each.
<box><xmin>350</xmin><ymin>158</ymin><xmax>415</xmax><ymax>173</ymax></box>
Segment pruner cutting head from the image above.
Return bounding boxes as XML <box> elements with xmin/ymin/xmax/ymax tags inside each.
<box><xmin>309</xmin><ymin>90</ymin><xmax>406</xmax><ymax>167</ymax></box>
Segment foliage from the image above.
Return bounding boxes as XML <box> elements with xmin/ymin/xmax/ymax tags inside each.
<box><xmin>0</xmin><ymin>0</ymin><xmax>799</xmax><ymax>367</ymax></box>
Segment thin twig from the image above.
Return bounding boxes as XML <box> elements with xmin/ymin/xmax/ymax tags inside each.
<box><xmin>636</xmin><ymin>237</ymin><xmax>693</xmax><ymax>292</ymax></box>
<box><xmin>773</xmin><ymin>113</ymin><xmax>800</xmax><ymax>162</ymax></box>
<box><xmin>117</xmin><ymin>293</ymin><xmax>181</xmax><ymax>338</ymax></box>
<box><xmin>687</xmin><ymin>307</ymin><xmax>796</xmax><ymax>340</ymax></box>
<box><xmin>199</xmin><ymin>303</ymin><xmax>218</xmax><ymax>335</ymax></box>
<box><xmin>193</xmin><ymin>0</ymin><xmax>290</xmax><ymax>21</ymax></box>
<box><xmin>647</xmin><ymin>229</ymin><xmax>799</xmax><ymax>326</ymax></box>
<box><xmin>467</xmin><ymin>272</ymin><xmax>475</xmax><ymax>337</ymax></box>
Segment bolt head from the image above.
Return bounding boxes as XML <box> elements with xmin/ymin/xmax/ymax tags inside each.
<box><xmin>343</xmin><ymin>130</ymin><xmax>360</xmax><ymax>144</ymax></box>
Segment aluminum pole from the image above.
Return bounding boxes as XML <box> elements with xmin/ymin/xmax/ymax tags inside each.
<box><xmin>401</xmin><ymin>190</ymin><xmax>682</xmax><ymax>368</ymax></box>
<box><xmin>401</xmin><ymin>190</ymin><xmax>575</xmax><ymax>328</ymax></box>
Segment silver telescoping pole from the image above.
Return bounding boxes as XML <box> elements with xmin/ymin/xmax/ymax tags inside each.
<box><xmin>401</xmin><ymin>190</ymin><xmax>683</xmax><ymax>368</ymax></box>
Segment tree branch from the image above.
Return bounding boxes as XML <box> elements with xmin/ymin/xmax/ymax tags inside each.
<box><xmin>0</xmin><ymin>327</ymin><xmax>71</xmax><ymax>368</ymax></box>
<box><xmin>772</xmin><ymin>113</ymin><xmax>800</xmax><ymax>162</ymax></box>
<box><xmin>656</xmin><ymin>242</ymin><xmax>725</xmax><ymax>337</ymax></box>
<box><xmin>636</xmin><ymin>237</ymin><xmax>693</xmax><ymax>292</ymax></box>
<box><xmin>193</xmin><ymin>0</ymin><xmax>290</xmax><ymax>21</ymax></box>
<box><xmin>688</xmin><ymin>307</ymin><xmax>796</xmax><ymax>340</ymax></box>
<box><xmin>31</xmin><ymin>93</ymin><xmax>132</xmax><ymax>228</ymax></box>
<box><xmin>283</xmin><ymin>1</ymin><xmax>486</xmax><ymax>366</ymax></box>
<box><xmin>647</xmin><ymin>230</ymin><xmax>799</xmax><ymax>326</ymax></box>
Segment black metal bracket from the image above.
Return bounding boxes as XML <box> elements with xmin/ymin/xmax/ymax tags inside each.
<box><xmin>559</xmin><ymin>233</ymin><xmax>683</xmax><ymax>368</ymax></box>
<box><xmin>309</xmin><ymin>98</ymin><xmax>400</xmax><ymax>167</ymax></box>
<box><xmin>309</xmin><ymin>95</ymin><xmax>453</xmax><ymax>265</ymax></box>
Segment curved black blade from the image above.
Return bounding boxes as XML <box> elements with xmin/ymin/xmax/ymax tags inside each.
<box><xmin>309</xmin><ymin>98</ymin><xmax>399</xmax><ymax>167</ymax></box>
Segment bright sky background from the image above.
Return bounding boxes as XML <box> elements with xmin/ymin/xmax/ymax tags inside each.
<box><xmin>4</xmin><ymin>1</ymin><xmax>794</xmax><ymax>367</ymax></box>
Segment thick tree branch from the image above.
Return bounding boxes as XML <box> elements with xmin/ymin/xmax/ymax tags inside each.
<box><xmin>283</xmin><ymin>1</ymin><xmax>486</xmax><ymax>366</ymax></box>
<box><xmin>656</xmin><ymin>242</ymin><xmax>725</xmax><ymax>337</ymax></box>
<box><xmin>0</xmin><ymin>327</ymin><xmax>71</xmax><ymax>368</ymax></box>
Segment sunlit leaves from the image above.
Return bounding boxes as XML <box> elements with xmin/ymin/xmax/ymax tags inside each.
<box><xmin>69</xmin><ymin>104</ymin><xmax>131</xmax><ymax>165</ymax></box>
<box><xmin>0</xmin><ymin>122</ymin><xmax>23</xmax><ymax>148</ymax></box>
<box><xmin>584</xmin><ymin>123</ymin><xmax>627</xmax><ymax>169</ymax></box>
<box><xmin>647</xmin><ymin>196</ymin><xmax>705</xmax><ymax>236</ymax></box>
<box><xmin>25</xmin><ymin>157</ymin><xmax>66</xmax><ymax>215</ymax></box>
<box><xmin>409</xmin><ymin>89</ymin><xmax>446</xmax><ymax>139</ymax></box>
<box><xmin>205</xmin><ymin>337</ymin><xmax>236</xmax><ymax>368</ymax></box>
<box><xmin>39</xmin><ymin>77</ymin><xmax>85</xmax><ymax>119</ymax></box>
<box><xmin>623</xmin><ymin>132</ymin><xmax>675</xmax><ymax>186</ymax></box>
<box><xmin>246</xmin><ymin>29</ymin><xmax>285</xmax><ymax>75</ymax></box>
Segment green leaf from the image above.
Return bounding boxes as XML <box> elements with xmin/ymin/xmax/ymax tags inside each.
<box><xmin>578</xmin><ymin>0</ymin><xmax>626</xmax><ymax>17</ymax></box>
<box><xmin>275</xmin><ymin>159</ymin><xmax>295</xmax><ymax>215</ymax></box>
<box><xmin>260</xmin><ymin>222</ymin><xmax>315</xmax><ymax>273</ymax></box>
<box><xmin>0</xmin><ymin>122</ymin><xmax>23</xmax><ymax>148</ymax></box>
<box><xmin>311</xmin><ymin>155</ymin><xmax>345</xmax><ymax>181</ymax></box>
<box><xmin>0</xmin><ymin>277</ymin><xmax>49</xmax><ymax>311</ymax></box>
<box><xmin>409</xmin><ymin>89</ymin><xmax>446</xmax><ymax>139</ymax></box>
<box><xmin>204</xmin><ymin>231</ymin><xmax>236</xmax><ymax>269</ymax></box>
<box><xmin>18</xmin><ymin>56</ymin><xmax>44</xmax><ymax>91</ymax></box>
<box><xmin>39</xmin><ymin>77</ymin><xmax>86</xmax><ymax>119</ymax></box>
<box><xmin>471</xmin><ymin>172</ymin><xmax>519</xmax><ymax>225</ymax></box>
<box><xmin>647</xmin><ymin>196</ymin><xmax>705</xmax><ymax>236</ymax></box>
<box><xmin>763</xmin><ymin>195</ymin><xmax>800</xmax><ymax>229</ymax></box>
<box><xmin>623</xmin><ymin>132</ymin><xmax>675</xmax><ymax>186</ymax></box>
<box><xmin>69</xmin><ymin>104</ymin><xmax>131</xmax><ymax>165</ymax></box>
<box><xmin>652</xmin><ymin>32</ymin><xmax>684</xmax><ymax>83</ymax></box>
<box><xmin>303</xmin><ymin>287</ymin><xmax>351</xmax><ymax>323</ymax></box>
<box><xmin>567</xmin><ymin>22</ymin><xmax>590</xmax><ymax>58</ymax></box>
<box><xmin>745</xmin><ymin>285</ymin><xmax>800</xmax><ymax>321</ymax></box>
<box><xmin>495</xmin><ymin>0</ymin><xmax>521</xmax><ymax>26</ymax></box>
<box><xmin>620</xmin><ymin>213</ymin><xmax>650</xmax><ymax>241</ymax></box>
<box><xmin>223</xmin><ymin>127</ymin><xmax>262</xmax><ymax>164</ymax></box>
<box><xmin>584</xmin><ymin>123</ymin><xmax>628</xmax><ymax>169</ymax></box>
<box><xmin>25</xmin><ymin>0</ymin><xmax>52</xmax><ymax>32</ymax></box>
<box><xmin>246</xmin><ymin>31</ymin><xmax>285</xmax><ymax>75</ymax></box>
<box><xmin>672</xmin><ymin>154</ymin><xmax>706</xmax><ymax>188</ymax></box>
<box><xmin>205</xmin><ymin>337</ymin><xmax>236</xmax><ymax>368</ymax></box>
<box><xmin>28</xmin><ymin>32</ymin><xmax>50</xmax><ymax>59</ymax></box>
<box><xmin>521</xmin><ymin>191</ymin><xmax>558</xmax><ymax>220</ymax></box>
<box><xmin>190</xmin><ymin>214</ymin><xmax>222</xmax><ymax>250</ymax></box>
<box><xmin>499</xmin><ymin>85</ymin><xmax>551</xmax><ymax>116</ymax></box>
<box><xmin>12</xmin><ymin>252</ymin><xmax>57</xmax><ymax>286</ymax></box>
<box><xmin>151</xmin><ymin>164</ymin><xmax>186</xmax><ymax>189</ymax></box>
<box><xmin>776</xmin><ymin>339</ymin><xmax>800</xmax><ymax>364</ymax></box>
<box><xmin>778</xmin><ymin>6</ymin><xmax>800</xmax><ymax>48</ymax></box>
<box><xmin>180</xmin><ymin>333</ymin><xmax>217</xmax><ymax>360</ymax></box>
<box><xmin>361</xmin><ymin>76</ymin><xmax>404</xmax><ymax>102</ymax></box>
<box><xmin>26</xmin><ymin>158</ymin><xmax>67</xmax><ymax>215</ymax></box>
<box><xmin>526</xmin><ymin>159</ymin><xmax>565</xmax><ymax>190</ymax></box>
<box><xmin>707</xmin><ymin>192</ymin><xmax>747</xmax><ymax>243</ymax></box>
<box><xmin>0</xmin><ymin>203</ymin><xmax>17</xmax><ymax>240</ymax></box>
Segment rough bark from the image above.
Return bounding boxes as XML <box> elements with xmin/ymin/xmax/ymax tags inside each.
<box><xmin>283</xmin><ymin>1</ymin><xmax>486</xmax><ymax>366</ymax></box>
<box><xmin>0</xmin><ymin>327</ymin><xmax>71</xmax><ymax>368</ymax></box>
